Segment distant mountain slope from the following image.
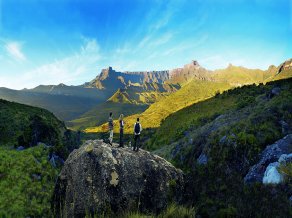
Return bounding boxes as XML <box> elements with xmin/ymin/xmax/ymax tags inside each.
<box><xmin>67</xmin><ymin>102</ymin><xmax>148</xmax><ymax>130</ymax></box>
<box><xmin>27</xmin><ymin>83</ymin><xmax>107</xmax><ymax>99</ymax></box>
<box><xmin>211</xmin><ymin>64</ymin><xmax>277</xmax><ymax>85</ymax></box>
<box><xmin>0</xmin><ymin>88</ymin><xmax>104</xmax><ymax>121</ymax></box>
<box><xmin>86</xmin><ymin>79</ymin><xmax>232</xmax><ymax>133</ymax></box>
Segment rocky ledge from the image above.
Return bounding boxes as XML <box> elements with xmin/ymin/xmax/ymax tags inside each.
<box><xmin>52</xmin><ymin>140</ymin><xmax>184</xmax><ymax>217</ymax></box>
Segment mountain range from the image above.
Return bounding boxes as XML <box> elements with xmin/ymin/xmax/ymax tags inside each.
<box><xmin>0</xmin><ymin>59</ymin><xmax>291</xmax><ymax>131</ymax></box>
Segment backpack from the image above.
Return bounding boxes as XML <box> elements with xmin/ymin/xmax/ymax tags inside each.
<box><xmin>134</xmin><ymin>122</ymin><xmax>140</xmax><ymax>134</ymax></box>
<box><xmin>108</xmin><ymin>117</ymin><xmax>113</xmax><ymax>129</ymax></box>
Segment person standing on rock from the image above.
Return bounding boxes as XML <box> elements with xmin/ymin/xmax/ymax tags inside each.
<box><xmin>119</xmin><ymin>114</ymin><xmax>124</xmax><ymax>148</ymax></box>
<box><xmin>133</xmin><ymin>118</ymin><xmax>142</xmax><ymax>152</ymax></box>
<box><xmin>108</xmin><ymin>112</ymin><xmax>114</xmax><ymax>146</ymax></box>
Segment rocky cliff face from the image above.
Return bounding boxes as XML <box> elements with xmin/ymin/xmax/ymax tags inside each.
<box><xmin>52</xmin><ymin>140</ymin><xmax>184</xmax><ymax>217</ymax></box>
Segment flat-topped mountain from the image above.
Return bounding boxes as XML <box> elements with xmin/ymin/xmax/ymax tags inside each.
<box><xmin>84</xmin><ymin>66</ymin><xmax>170</xmax><ymax>89</ymax></box>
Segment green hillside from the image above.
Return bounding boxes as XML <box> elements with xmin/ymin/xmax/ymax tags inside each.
<box><xmin>148</xmin><ymin>78</ymin><xmax>292</xmax><ymax>217</ymax></box>
<box><xmin>0</xmin><ymin>99</ymin><xmax>81</xmax><ymax>217</ymax></box>
<box><xmin>0</xmin><ymin>99</ymin><xmax>65</xmax><ymax>148</ymax></box>
<box><xmin>211</xmin><ymin>64</ymin><xmax>275</xmax><ymax>84</ymax></box>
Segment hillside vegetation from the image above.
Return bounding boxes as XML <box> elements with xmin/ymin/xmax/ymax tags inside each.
<box><xmin>0</xmin><ymin>145</ymin><xmax>59</xmax><ymax>217</ymax></box>
<box><xmin>150</xmin><ymin>78</ymin><xmax>292</xmax><ymax>217</ymax></box>
<box><xmin>211</xmin><ymin>64</ymin><xmax>275</xmax><ymax>85</ymax></box>
<box><xmin>0</xmin><ymin>99</ymin><xmax>81</xmax><ymax>217</ymax></box>
<box><xmin>0</xmin><ymin>99</ymin><xmax>65</xmax><ymax>148</ymax></box>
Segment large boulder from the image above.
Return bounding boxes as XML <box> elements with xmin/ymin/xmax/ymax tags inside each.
<box><xmin>52</xmin><ymin>140</ymin><xmax>184</xmax><ymax>217</ymax></box>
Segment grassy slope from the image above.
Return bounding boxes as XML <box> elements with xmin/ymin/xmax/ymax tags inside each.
<box><xmin>85</xmin><ymin>79</ymin><xmax>232</xmax><ymax>133</ymax></box>
<box><xmin>152</xmin><ymin>78</ymin><xmax>292</xmax><ymax>159</ymax></box>
<box><xmin>150</xmin><ymin>78</ymin><xmax>292</xmax><ymax>217</ymax></box>
<box><xmin>211</xmin><ymin>65</ymin><xmax>270</xmax><ymax>84</ymax></box>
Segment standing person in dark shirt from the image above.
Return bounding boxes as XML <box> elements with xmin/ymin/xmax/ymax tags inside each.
<box><xmin>133</xmin><ymin>118</ymin><xmax>142</xmax><ymax>152</ymax></box>
<box><xmin>118</xmin><ymin>114</ymin><xmax>124</xmax><ymax>148</ymax></box>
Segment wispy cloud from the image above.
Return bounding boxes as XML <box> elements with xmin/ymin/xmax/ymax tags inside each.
<box><xmin>5</xmin><ymin>41</ymin><xmax>26</xmax><ymax>61</ymax></box>
<box><xmin>149</xmin><ymin>32</ymin><xmax>173</xmax><ymax>47</ymax></box>
<box><xmin>163</xmin><ymin>34</ymin><xmax>208</xmax><ymax>56</ymax></box>
<box><xmin>150</xmin><ymin>0</ymin><xmax>183</xmax><ymax>31</ymax></box>
<box><xmin>27</xmin><ymin>38</ymin><xmax>100</xmax><ymax>85</ymax></box>
<box><xmin>0</xmin><ymin>38</ymin><xmax>101</xmax><ymax>89</ymax></box>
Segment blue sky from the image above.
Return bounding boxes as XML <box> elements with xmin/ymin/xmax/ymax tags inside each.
<box><xmin>0</xmin><ymin>0</ymin><xmax>291</xmax><ymax>89</ymax></box>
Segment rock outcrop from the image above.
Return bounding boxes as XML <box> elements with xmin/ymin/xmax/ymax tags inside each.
<box><xmin>52</xmin><ymin>140</ymin><xmax>184</xmax><ymax>217</ymax></box>
<box><xmin>244</xmin><ymin>134</ymin><xmax>292</xmax><ymax>184</ymax></box>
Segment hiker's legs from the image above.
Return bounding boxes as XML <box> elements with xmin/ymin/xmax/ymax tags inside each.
<box><xmin>133</xmin><ymin>135</ymin><xmax>138</xmax><ymax>151</ymax></box>
<box><xmin>136</xmin><ymin>135</ymin><xmax>140</xmax><ymax>151</ymax></box>
<box><xmin>109</xmin><ymin>130</ymin><xmax>113</xmax><ymax>144</ymax></box>
<box><xmin>119</xmin><ymin>129</ymin><xmax>124</xmax><ymax>147</ymax></box>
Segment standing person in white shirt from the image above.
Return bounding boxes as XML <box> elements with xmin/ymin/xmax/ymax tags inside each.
<box><xmin>119</xmin><ymin>114</ymin><xmax>124</xmax><ymax>148</ymax></box>
<box><xmin>133</xmin><ymin>118</ymin><xmax>142</xmax><ymax>152</ymax></box>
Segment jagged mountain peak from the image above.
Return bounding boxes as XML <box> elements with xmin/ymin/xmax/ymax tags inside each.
<box><xmin>184</xmin><ymin>60</ymin><xmax>201</xmax><ymax>69</ymax></box>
